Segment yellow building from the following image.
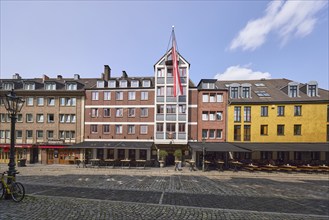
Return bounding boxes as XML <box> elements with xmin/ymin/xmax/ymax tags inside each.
<box><xmin>217</xmin><ymin>79</ymin><xmax>329</xmax><ymax>164</ymax></box>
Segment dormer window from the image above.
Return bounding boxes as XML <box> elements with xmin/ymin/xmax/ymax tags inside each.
<box><xmin>241</xmin><ymin>83</ymin><xmax>252</xmax><ymax>98</ymax></box>
<box><xmin>45</xmin><ymin>82</ymin><xmax>56</xmax><ymax>90</ymax></box>
<box><xmin>96</xmin><ymin>80</ymin><xmax>104</xmax><ymax>88</ymax></box>
<box><xmin>288</xmin><ymin>82</ymin><xmax>299</xmax><ymax>97</ymax></box>
<box><xmin>119</xmin><ymin>80</ymin><xmax>127</xmax><ymax>88</ymax></box>
<box><xmin>3</xmin><ymin>83</ymin><xmax>13</xmax><ymax>90</ymax></box>
<box><xmin>109</xmin><ymin>80</ymin><xmax>116</xmax><ymax>88</ymax></box>
<box><xmin>66</xmin><ymin>82</ymin><xmax>77</xmax><ymax>90</ymax></box>
<box><xmin>307</xmin><ymin>81</ymin><xmax>318</xmax><ymax>97</ymax></box>
<box><xmin>24</xmin><ymin>83</ymin><xmax>35</xmax><ymax>90</ymax></box>
<box><xmin>143</xmin><ymin>80</ymin><xmax>151</xmax><ymax>87</ymax></box>
<box><xmin>131</xmin><ymin>80</ymin><xmax>139</xmax><ymax>88</ymax></box>
<box><xmin>230</xmin><ymin>87</ymin><xmax>239</xmax><ymax>98</ymax></box>
<box><xmin>202</xmin><ymin>82</ymin><xmax>215</xmax><ymax>89</ymax></box>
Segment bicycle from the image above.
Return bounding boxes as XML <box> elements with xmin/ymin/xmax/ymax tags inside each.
<box><xmin>0</xmin><ymin>171</ymin><xmax>25</xmax><ymax>202</ymax></box>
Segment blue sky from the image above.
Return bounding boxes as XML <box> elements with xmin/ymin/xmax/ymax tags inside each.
<box><xmin>1</xmin><ymin>1</ymin><xmax>328</xmax><ymax>89</ymax></box>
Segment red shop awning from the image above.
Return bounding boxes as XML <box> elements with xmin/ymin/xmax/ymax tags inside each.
<box><xmin>39</xmin><ymin>145</ymin><xmax>68</xmax><ymax>149</ymax></box>
<box><xmin>0</xmin><ymin>144</ymin><xmax>33</xmax><ymax>148</ymax></box>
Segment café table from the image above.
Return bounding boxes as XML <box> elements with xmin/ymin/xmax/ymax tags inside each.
<box><xmin>104</xmin><ymin>159</ymin><xmax>116</xmax><ymax>167</ymax></box>
<box><xmin>135</xmin><ymin>159</ymin><xmax>146</xmax><ymax>169</ymax></box>
<box><xmin>121</xmin><ymin>159</ymin><xmax>131</xmax><ymax>169</ymax></box>
<box><xmin>230</xmin><ymin>161</ymin><xmax>243</xmax><ymax>172</ymax></box>
<box><xmin>279</xmin><ymin>164</ymin><xmax>298</xmax><ymax>172</ymax></box>
<box><xmin>89</xmin><ymin>159</ymin><xmax>100</xmax><ymax>168</ymax></box>
<box><xmin>217</xmin><ymin>160</ymin><xmax>224</xmax><ymax>172</ymax></box>
<box><xmin>186</xmin><ymin>160</ymin><xmax>196</xmax><ymax>171</ymax></box>
<box><xmin>243</xmin><ymin>163</ymin><xmax>259</xmax><ymax>172</ymax></box>
<box><xmin>261</xmin><ymin>164</ymin><xmax>278</xmax><ymax>172</ymax></box>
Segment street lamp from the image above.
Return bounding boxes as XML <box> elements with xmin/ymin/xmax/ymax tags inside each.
<box><xmin>1</xmin><ymin>90</ymin><xmax>25</xmax><ymax>183</ymax></box>
<box><xmin>202</xmin><ymin>138</ymin><xmax>206</xmax><ymax>172</ymax></box>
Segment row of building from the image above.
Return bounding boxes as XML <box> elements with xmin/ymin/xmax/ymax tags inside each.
<box><xmin>1</xmin><ymin>47</ymin><xmax>328</xmax><ymax>168</ymax></box>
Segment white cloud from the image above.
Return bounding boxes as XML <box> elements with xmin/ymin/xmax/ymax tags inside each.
<box><xmin>229</xmin><ymin>0</ymin><xmax>328</xmax><ymax>51</ymax></box>
<box><xmin>214</xmin><ymin>65</ymin><xmax>271</xmax><ymax>80</ymax></box>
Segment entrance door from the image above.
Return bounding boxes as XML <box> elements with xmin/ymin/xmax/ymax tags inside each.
<box><xmin>166</xmin><ymin>153</ymin><xmax>175</xmax><ymax>165</ymax></box>
<box><xmin>47</xmin><ymin>149</ymin><xmax>54</xmax><ymax>164</ymax></box>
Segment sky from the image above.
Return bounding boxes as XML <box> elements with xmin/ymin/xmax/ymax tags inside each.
<box><xmin>1</xmin><ymin>1</ymin><xmax>328</xmax><ymax>89</ymax></box>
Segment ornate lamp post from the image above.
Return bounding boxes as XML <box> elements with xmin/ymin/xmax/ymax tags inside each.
<box><xmin>2</xmin><ymin>90</ymin><xmax>25</xmax><ymax>181</ymax></box>
<box><xmin>202</xmin><ymin>138</ymin><xmax>206</xmax><ymax>172</ymax></box>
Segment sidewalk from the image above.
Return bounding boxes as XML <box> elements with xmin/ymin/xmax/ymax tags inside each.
<box><xmin>6</xmin><ymin>163</ymin><xmax>329</xmax><ymax>180</ymax></box>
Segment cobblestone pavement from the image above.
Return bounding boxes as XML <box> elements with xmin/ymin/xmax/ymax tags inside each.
<box><xmin>0</xmin><ymin>165</ymin><xmax>328</xmax><ymax>219</ymax></box>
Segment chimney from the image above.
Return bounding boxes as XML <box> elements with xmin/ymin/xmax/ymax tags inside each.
<box><xmin>104</xmin><ymin>65</ymin><xmax>111</xmax><ymax>81</ymax></box>
<box><xmin>122</xmin><ymin>70</ymin><xmax>128</xmax><ymax>78</ymax></box>
<box><xmin>74</xmin><ymin>74</ymin><xmax>80</xmax><ymax>80</ymax></box>
<box><xmin>57</xmin><ymin>75</ymin><xmax>63</xmax><ymax>80</ymax></box>
<box><xmin>42</xmin><ymin>74</ymin><xmax>49</xmax><ymax>82</ymax></box>
<box><xmin>12</xmin><ymin>73</ymin><xmax>21</xmax><ymax>80</ymax></box>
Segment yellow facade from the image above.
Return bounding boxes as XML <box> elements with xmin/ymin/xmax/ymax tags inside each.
<box><xmin>227</xmin><ymin>103</ymin><xmax>329</xmax><ymax>143</ymax></box>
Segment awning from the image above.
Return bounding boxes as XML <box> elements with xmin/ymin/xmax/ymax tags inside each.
<box><xmin>68</xmin><ymin>141</ymin><xmax>153</xmax><ymax>150</ymax></box>
<box><xmin>0</xmin><ymin>144</ymin><xmax>33</xmax><ymax>148</ymax></box>
<box><xmin>189</xmin><ymin>142</ymin><xmax>250</xmax><ymax>152</ymax></box>
<box><xmin>39</xmin><ymin>145</ymin><xmax>70</xmax><ymax>149</ymax></box>
<box><xmin>232</xmin><ymin>143</ymin><xmax>329</xmax><ymax>152</ymax></box>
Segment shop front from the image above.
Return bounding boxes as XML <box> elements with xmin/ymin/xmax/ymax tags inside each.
<box><xmin>39</xmin><ymin>145</ymin><xmax>78</xmax><ymax>165</ymax></box>
<box><xmin>0</xmin><ymin>144</ymin><xmax>33</xmax><ymax>165</ymax></box>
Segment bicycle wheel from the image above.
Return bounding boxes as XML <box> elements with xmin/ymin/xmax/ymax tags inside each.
<box><xmin>0</xmin><ymin>182</ymin><xmax>5</xmax><ymax>199</ymax></box>
<box><xmin>10</xmin><ymin>182</ymin><xmax>25</xmax><ymax>202</ymax></box>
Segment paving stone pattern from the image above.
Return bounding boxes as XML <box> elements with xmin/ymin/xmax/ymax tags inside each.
<box><xmin>0</xmin><ymin>165</ymin><xmax>328</xmax><ymax>219</ymax></box>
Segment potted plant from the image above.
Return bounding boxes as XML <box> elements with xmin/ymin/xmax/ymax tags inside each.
<box><xmin>174</xmin><ymin>149</ymin><xmax>182</xmax><ymax>161</ymax></box>
<box><xmin>159</xmin><ymin>150</ymin><xmax>168</xmax><ymax>168</ymax></box>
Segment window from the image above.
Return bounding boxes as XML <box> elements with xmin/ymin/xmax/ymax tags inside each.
<box><xmin>66</xmin><ymin>83</ymin><xmax>77</xmax><ymax>90</ymax></box>
<box><xmin>119</xmin><ymin>80</ymin><xmax>127</xmax><ymax>88</ymax></box>
<box><xmin>16</xmin><ymin>130</ymin><xmax>22</xmax><ymax>139</ymax></box>
<box><xmin>36</xmin><ymin>130</ymin><xmax>43</xmax><ymax>139</ymax></box>
<box><xmin>178</xmin><ymin>105</ymin><xmax>186</xmax><ymax>114</ymax></box>
<box><xmin>308</xmin><ymin>84</ymin><xmax>317</xmax><ymax>97</ymax></box>
<box><xmin>47</xmin><ymin>130</ymin><xmax>54</xmax><ymax>139</ymax></box>
<box><xmin>166</xmin><ymin>87</ymin><xmax>174</xmax><ymax>97</ymax></box>
<box><xmin>209</xmin><ymin>94</ymin><xmax>216</xmax><ymax>102</ymax></box>
<box><xmin>37</xmin><ymin>97</ymin><xmax>44</xmax><ymax>106</ymax></box>
<box><xmin>0</xmin><ymin>130</ymin><xmax>5</xmax><ymax>139</ymax></box>
<box><xmin>17</xmin><ymin>114</ymin><xmax>23</xmax><ymax>122</ymax></box>
<box><xmin>143</xmin><ymin>80</ymin><xmax>150</xmax><ymax>87</ymax></box>
<box><xmin>26</xmin><ymin>114</ymin><xmax>33</xmax><ymax>122</ymax></box>
<box><xmin>92</xmin><ymin>91</ymin><xmax>99</xmax><ymax>101</ymax></box>
<box><xmin>294</xmin><ymin>106</ymin><xmax>302</xmax><ymax>116</ymax></box>
<box><xmin>157</xmin><ymin>123</ymin><xmax>164</xmax><ymax>132</ymax></box>
<box><xmin>209</xmin><ymin>129</ymin><xmax>215</xmax><ymax>139</ymax></box>
<box><xmin>115</xmin><ymin>125</ymin><xmax>122</xmax><ymax>134</ymax></box>
<box><xmin>26</xmin><ymin>97</ymin><xmax>33</xmax><ymax>106</ymax></box>
<box><xmin>91</xmin><ymin>125</ymin><xmax>98</xmax><ymax>133</ymax></box>
<box><xmin>167</xmin><ymin>68</ymin><xmax>173</xmax><ymax>77</ymax></box>
<box><xmin>59</xmin><ymin>131</ymin><xmax>65</xmax><ymax>139</ymax></box>
<box><xmin>141</xmin><ymin>108</ymin><xmax>148</xmax><ymax>117</ymax></box>
<box><xmin>255</xmin><ymin>91</ymin><xmax>270</xmax><ymax>97</ymax></box>
<box><xmin>289</xmin><ymin>85</ymin><xmax>298</xmax><ymax>97</ymax></box>
<box><xmin>202</xmin><ymin>129</ymin><xmax>208</xmax><ymax>139</ymax></box>
<box><xmin>261</xmin><ymin>106</ymin><xmax>268</xmax><ymax>117</ymax></box>
<box><xmin>244</xmin><ymin>125</ymin><xmax>251</xmax><ymax>141</ymax></box>
<box><xmin>91</xmin><ymin>108</ymin><xmax>99</xmax><ymax>117</ymax></box>
<box><xmin>96</xmin><ymin>81</ymin><xmax>104</xmax><ymax>88</ymax></box>
<box><xmin>202</xmin><ymin>82</ymin><xmax>215</xmax><ymax>89</ymax></box>
<box><xmin>242</xmin><ymin>87</ymin><xmax>250</xmax><ymax>98</ymax></box>
<box><xmin>104</xmin><ymin>91</ymin><xmax>111</xmax><ymax>100</ymax></box>
<box><xmin>230</xmin><ymin>87</ymin><xmax>239</xmax><ymax>98</ymax></box>
<box><xmin>47</xmin><ymin>114</ymin><xmax>54</xmax><ymax>123</ymax></box>
<box><xmin>0</xmin><ymin>114</ymin><xmax>6</xmax><ymax>122</ymax></box>
<box><xmin>109</xmin><ymin>80</ymin><xmax>116</xmax><ymax>88</ymax></box>
<box><xmin>202</xmin><ymin>112</ymin><xmax>208</xmax><ymax>121</ymax></box>
<box><xmin>65</xmin><ymin>115</ymin><xmax>71</xmax><ymax>123</ymax></box>
<box><xmin>277</xmin><ymin>106</ymin><xmax>285</xmax><ymax>116</ymax></box>
<box><xmin>128</xmin><ymin>108</ymin><xmax>135</xmax><ymax>117</ymax></box>
<box><xmin>166</xmin><ymin>105</ymin><xmax>176</xmax><ymax>114</ymax></box>
<box><xmin>157</xmin><ymin>68</ymin><xmax>165</xmax><ymax>77</ymax></box>
<box><xmin>244</xmin><ymin>106</ymin><xmax>251</xmax><ymax>122</ymax></box>
<box><xmin>216</xmin><ymin>112</ymin><xmax>223</xmax><ymax>120</ymax></box>
<box><xmin>202</xmin><ymin>94</ymin><xmax>209</xmax><ymax>102</ymax></box>
<box><xmin>234</xmin><ymin>125</ymin><xmax>241</xmax><ymax>141</ymax></box>
<box><xmin>103</xmin><ymin>125</ymin><xmax>110</xmax><ymax>133</ymax></box>
<box><xmin>209</xmin><ymin>112</ymin><xmax>216</xmax><ymax>121</ymax></box>
<box><xmin>48</xmin><ymin>98</ymin><xmax>55</xmax><ymax>106</ymax></box>
<box><xmin>294</xmin><ymin>124</ymin><xmax>301</xmax><ymax>135</ymax></box>
<box><xmin>157</xmin><ymin>87</ymin><xmax>164</xmax><ymax>96</ymax></box>
<box><xmin>36</xmin><ymin>114</ymin><xmax>44</xmax><ymax>123</ymax></box>
<box><xmin>3</xmin><ymin>83</ymin><xmax>13</xmax><ymax>90</ymax></box>
<box><xmin>277</xmin><ymin>125</ymin><xmax>285</xmax><ymax>135</ymax></box>
<box><xmin>26</xmin><ymin>130</ymin><xmax>33</xmax><ymax>139</ymax></box>
<box><xmin>141</xmin><ymin>91</ymin><xmax>148</xmax><ymax>100</ymax></box>
<box><xmin>234</xmin><ymin>106</ymin><xmax>241</xmax><ymax>122</ymax></box>
<box><xmin>179</xmin><ymin>68</ymin><xmax>187</xmax><ymax>77</ymax></box>
<box><xmin>104</xmin><ymin>108</ymin><xmax>110</xmax><ymax>117</ymax></box>
<box><xmin>140</xmin><ymin>125</ymin><xmax>148</xmax><ymax>134</ymax></box>
<box><xmin>157</xmin><ymin>105</ymin><xmax>164</xmax><ymax>114</ymax></box>
<box><xmin>216</xmin><ymin>94</ymin><xmax>223</xmax><ymax>102</ymax></box>
<box><xmin>128</xmin><ymin>91</ymin><xmax>136</xmax><ymax>100</ymax></box>
<box><xmin>216</xmin><ymin>129</ymin><xmax>222</xmax><ymax>139</ymax></box>
<box><xmin>260</xmin><ymin>125</ymin><xmax>268</xmax><ymax>135</ymax></box>
<box><xmin>45</xmin><ymin>83</ymin><xmax>56</xmax><ymax>90</ymax></box>
<box><xmin>24</xmin><ymin>83</ymin><xmax>35</xmax><ymax>90</ymax></box>
<box><xmin>178</xmin><ymin>123</ymin><xmax>185</xmax><ymax>132</ymax></box>
<box><xmin>131</xmin><ymin>80</ymin><xmax>139</xmax><ymax>87</ymax></box>
<box><xmin>59</xmin><ymin>114</ymin><xmax>65</xmax><ymax>123</ymax></box>
<box><xmin>128</xmin><ymin>125</ymin><xmax>135</xmax><ymax>134</ymax></box>
<box><xmin>166</xmin><ymin>123</ymin><xmax>176</xmax><ymax>132</ymax></box>
<box><xmin>116</xmin><ymin>92</ymin><xmax>123</xmax><ymax>100</ymax></box>
<box><xmin>71</xmin><ymin>115</ymin><xmax>76</xmax><ymax>123</ymax></box>
<box><xmin>60</xmin><ymin>97</ymin><xmax>76</xmax><ymax>106</ymax></box>
<box><xmin>116</xmin><ymin>108</ymin><xmax>123</xmax><ymax>117</ymax></box>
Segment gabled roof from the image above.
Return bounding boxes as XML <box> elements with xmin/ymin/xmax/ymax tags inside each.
<box><xmin>154</xmin><ymin>47</ymin><xmax>190</xmax><ymax>68</ymax></box>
